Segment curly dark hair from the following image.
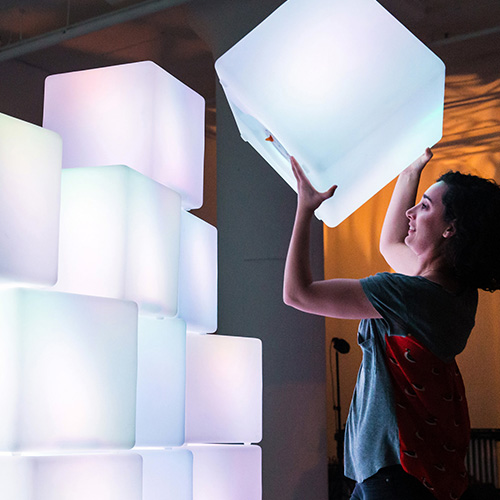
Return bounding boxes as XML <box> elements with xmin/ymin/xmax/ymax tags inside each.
<box><xmin>437</xmin><ymin>171</ymin><xmax>500</xmax><ymax>292</ymax></box>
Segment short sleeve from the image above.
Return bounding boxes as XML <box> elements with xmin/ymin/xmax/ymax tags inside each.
<box><xmin>360</xmin><ymin>272</ymin><xmax>478</xmax><ymax>359</ymax></box>
<box><xmin>360</xmin><ymin>272</ymin><xmax>410</xmax><ymax>335</ymax></box>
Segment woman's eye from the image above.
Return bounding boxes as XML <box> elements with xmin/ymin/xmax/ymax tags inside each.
<box><xmin>421</xmin><ymin>203</ymin><xmax>428</xmax><ymax>210</ymax></box>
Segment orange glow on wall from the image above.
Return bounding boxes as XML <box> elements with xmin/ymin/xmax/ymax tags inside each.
<box><xmin>324</xmin><ymin>70</ymin><xmax>500</xmax><ymax>460</ymax></box>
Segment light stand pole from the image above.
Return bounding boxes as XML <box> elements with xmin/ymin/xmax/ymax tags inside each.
<box><xmin>331</xmin><ymin>337</ymin><xmax>350</xmax><ymax>462</ymax></box>
<box><xmin>329</xmin><ymin>337</ymin><xmax>353</xmax><ymax>500</ymax></box>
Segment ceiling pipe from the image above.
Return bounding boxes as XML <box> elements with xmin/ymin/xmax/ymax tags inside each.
<box><xmin>0</xmin><ymin>0</ymin><xmax>191</xmax><ymax>63</ymax></box>
<box><xmin>430</xmin><ymin>25</ymin><xmax>500</xmax><ymax>47</ymax></box>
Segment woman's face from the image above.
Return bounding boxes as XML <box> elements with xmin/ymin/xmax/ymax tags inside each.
<box><xmin>405</xmin><ymin>181</ymin><xmax>453</xmax><ymax>257</ymax></box>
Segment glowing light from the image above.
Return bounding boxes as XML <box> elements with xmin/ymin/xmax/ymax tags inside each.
<box><xmin>0</xmin><ymin>288</ymin><xmax>138</xmax><ymax>452</ymax></box>
<box><xmin>188</xmin><ymin>445</ymin><xmax>262</xmax><ymax>500</ymax></box>
<box><xmin>178</xmin><ymin>211</ymin><xmax>218</xmax><ymax>333</ymax></box>
<box><xmin>135</xmin><ymin>317</ymin><xmax>186</xmax><ymax>447</ymax></box>
<box><xmin>53</xmin><ymin>165</ymin><xmax>181</xmax><ymax>317</ymax></box>
<box><xmin>0</xmin><ymin>112</ymin><xmax>62</xmax><ymax>287</ymax></box>
<box><xmin>0</xmin><ymin>455</ymin><xmax>31</xmax><ymax>499</ymax></box>
<box><xmin>185</xmin><ymin>334</ymin><xmax>262</xmax><ymax>444</ymax></box>
<box><xmin>43</xmin><ymin>61</ymin><xmax>205</xmax><ymax>210</ymax></box>
<box><xmin>140</xmin><ymin>449</ymin><xmax>193</xmax><ymax>500</ymax></box>
<box><xmin>215</xmin><ymin>0</ymin><xmax>445</xmax><ymax>226</ymax></box>
<box><xmin>0</xmin><ymin>453</ymin><xmax>142</xmax><ymax>500</ymax></box>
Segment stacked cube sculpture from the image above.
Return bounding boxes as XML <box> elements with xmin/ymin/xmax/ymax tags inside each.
<box><xmin>0</xmin><ymin>60</ymin><xmax>262</xmax><ymax>499</ymax></box>
<box><xmin>215</xmin><ymin>0</ymin><xmax>446</xmax><ymax>226</ymax></box>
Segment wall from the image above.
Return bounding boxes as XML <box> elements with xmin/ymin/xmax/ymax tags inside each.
<box><xmin>324</xmin><ymin>33</ymin><xmax>500</xmax><ymax>460</ymax></box>
<box><xmin>187</xmin><ymin>2</ymin><xmax>330</xmax><ymax>498</ymax></box>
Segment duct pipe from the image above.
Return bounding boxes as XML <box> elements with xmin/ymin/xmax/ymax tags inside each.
<box><xmin>0</xmin><ymin>0</ymin><xmax>191</xmax><ymax>63</ymax></box>
<box><xmin>431</xmin><ymin>25</ymin><xmax>500</xmax><ymax>47</ymax></box>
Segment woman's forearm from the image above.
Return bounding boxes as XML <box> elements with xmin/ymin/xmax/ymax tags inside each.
<box><xmin>283</xmin><ymin>202</ymin><xmax>315</xmax><ymax>308</ymax></box>
<box><xmin>379</xmin><ymin>149</ymin><xmax>432</xmax><ymax>273</ymax></box>
<box><xmin>380</xmin><ymin>167</ymin><xmax>422</xmax><ymax>249</ymax></box>
<box><xmin>282</xmin><ymin>157</ymin><xmax>380</xmax><ymax>320</ymax></box>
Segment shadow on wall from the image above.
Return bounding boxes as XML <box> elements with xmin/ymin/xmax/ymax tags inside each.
<box><xmin>291</xmin><ymin>427</ymin><xmax>335</xmax><ymax>500</ymax></box>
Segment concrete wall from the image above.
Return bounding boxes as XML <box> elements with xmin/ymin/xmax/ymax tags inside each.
<box><xmin>0</xmin><ymin>3</ymin><xmax>329</xmax><ymax>497</ymax></box>
<box><xmin>186</xmin><ymin>2</ymin><xmax>329</xmax><ymax>498</ymax></box>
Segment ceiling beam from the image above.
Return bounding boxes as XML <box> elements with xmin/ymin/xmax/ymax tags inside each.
<box><xmin>430</xmin><ymin>25</ymin><xmax>500</xmax><ymax>46</ymax></box>
<box><xmin>0</xmin><ymin>0</ymin><xmax>191</xmax><ymax>63</ymax></box>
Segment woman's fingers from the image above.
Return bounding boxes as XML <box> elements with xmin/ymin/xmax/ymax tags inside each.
<box><xmin>290</xmin><ymin>156</ymin><xmax>337</xmax><ymax>209</ymax></box>
<box><xmin>421</xmin><ymin>147</ymin><xmax>433</xmax><ymax>165</ymax></box>
<box><xmin>324</xmin><ymin>184</ymin><xmax>338</xmax><ymax>200</ymax></box>
<box><xmin>290</xmin><ymin>156</ymin><xmax>307</xmax><ymax>183</ymax></box>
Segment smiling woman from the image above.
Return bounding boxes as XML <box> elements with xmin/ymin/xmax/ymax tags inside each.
<box><xmin>283</xmin><ymin>149</ymin><xmax>500</xmax><ymax>500</ymax></box>
<box><xmin>404</xmin><ymin>181</ymin><xmax>455</xmax><ymax>277</ymax></box>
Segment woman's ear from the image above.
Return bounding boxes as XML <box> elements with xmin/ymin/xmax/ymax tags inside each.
<box><xmin>443</xmin><ymin>221</ymin><xmax>456</xmax><ymax>239</ymax></box>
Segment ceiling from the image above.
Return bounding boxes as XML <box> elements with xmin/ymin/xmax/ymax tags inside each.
<box><xmin>1</xmin><ymin>0</ymin><xmax>499</xmax><ymax>84</ymax></box>
<box><xmin>0</xmin><ymin>0</ymin><xmax>498</xmax><ymax>138</ymax></box>
<box><xmin>0</xmin><ymin>1</ymin><xmax>213</xmax><ymax>93</ymax></box>
<box><xmin>0</xmin><ymin>0</ymin><xmax>497</xmax><ymax>227</ymax></box>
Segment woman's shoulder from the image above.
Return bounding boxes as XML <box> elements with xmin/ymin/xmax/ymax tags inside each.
<box><xmin>363</xmin><ymin>272</ymin><xmax>478</xmax><ymax>304</ymax></box>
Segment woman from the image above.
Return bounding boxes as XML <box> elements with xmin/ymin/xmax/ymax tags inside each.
<box><xmin>283</xmin><ymin>149</ymin><xmax>500</xmax><ymax>500</ymax></box>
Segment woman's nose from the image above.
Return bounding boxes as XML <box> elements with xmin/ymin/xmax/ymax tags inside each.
<box><xmin>406</xmin><ymin>206</ymin><xmax>416</xmax><ymax>219</ymax></box>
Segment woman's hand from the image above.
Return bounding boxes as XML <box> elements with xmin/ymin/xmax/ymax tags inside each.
<box><xmin>284</xmin><ymin>156</ymin><xmax>380</xmax><ymax>319</ymax></box>
<box><xmin>403</xmin><ymin>147</ymin><xmax>433</xmax><ymax>176</ymax></box>
<box><xmin>290</xmin><ymin>156</ymin><xmax>337</xmax><ymax>212</ymax></box>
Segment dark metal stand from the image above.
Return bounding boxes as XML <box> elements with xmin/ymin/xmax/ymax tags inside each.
<box><xmin>329</xmin><ymin>338</ymin><xmax>355</xmax><ymax>500</ymax></box>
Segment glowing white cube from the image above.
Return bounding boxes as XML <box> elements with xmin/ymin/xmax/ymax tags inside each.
<box><xmin>0</xmin><ymin>288</ymin><xmax>138</xmax><ymax>452</ymax></box>
<box><xmin>0</xmin><ymin>456</ymin><xmax>31</xmax><ymax>499</ymax></box>
<box><xmin>188</xmin><ymin>445</ymin><xmax>261</xmax><ymax>500</ymax></box>
<box><xmin>53</xmin><ymin>165</ymin><xmax>181</xmax><ymax>317</ymax></box>
<box><xmin>185</xmin><ymin>334</ymin><xmax>262</xmax><ymax>444</ymax></box>
<box><xmin>0</xmin><ymin>112</ymin><xmax>62</xmax><ymax>287</ymax></box>
<box><xmin>43</xmin><ymin>61</ymin><xmax>205</xmax><ymax>210</ymax></box>
<box><xmin>0</xmin><ymin>453</ymin><xmax>142</xmax><ymax>500</ymax></box>
<box><xmin>140</xmin><ymin>449</ymin><xmax>193</xmax><ymax>500</ymax></box>
<box><xmin>178</xmin><ymin>211</ymin><xmax>218</xmax><ymax>333</ymax></box>
<box><xmin>215</xmin><ymin>0</ymin><xmax>445</xmax><ymax>226</ymax></box>
<box><xmin>135</xmin><ymin>317</ymin><xmax>186</xmax><ymax>447</ymax></box>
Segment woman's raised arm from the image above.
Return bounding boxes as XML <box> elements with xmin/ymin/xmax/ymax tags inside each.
<box><xmin>379</xmin><ymin>148</ymin><xmax>433</xmax><ymax>274</ymax></box>
<box><xmin>283</xmin><ymin>157</ymin><xmax>381</xmax><ymax>320</ymax></box>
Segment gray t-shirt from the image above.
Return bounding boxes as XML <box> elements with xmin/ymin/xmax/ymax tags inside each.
<box><xmin>344</xmin><ymin>272</ymin><xmax>478</xmax><ymax>484</ymax></box>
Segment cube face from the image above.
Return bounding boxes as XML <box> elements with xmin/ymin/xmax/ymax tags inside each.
<box><xmin>185</xmin><ymin>334</ymin><xmax>262</xmax><ymax>444</ymax></box>
<box><xmin>215</xmin><ymin>0</ymin><xmax>445</xmax><ymax>226</ymax></box>
<box><xmin>0</xmin><ymin>454</ymin><xmax>142</xmax><ymax>500</ymax></box>
<box><xmin>135</xmin><ymin>317</ymin><xmax>186</xmax><ymax>447</ymax></box>
<box><xmin>0</xmin><ymin>456</ymin><xmax>32</xmax><ymax>500</ymax></box>
<box><xmin>0</xmin><ymin>289</ymin><xmax>138</xmax><ymax>452</ymax></box>
<box><xmin>0</xmin><ymin>112</ymin><xmax>62</xmax><ymax>287</ymax></box>
<box><xmin>140</xmin><ymin>449</ymin><xmax>193</xmax><ymax>500</ymax></box>
<box><xmin>53</xmin><ymin>165</ymin><xmax>182</xmax><ymax>317</ymax></box>
<box><xmin>188</xmin><ymin>445</ymin><xmax>262</xmax><ymax>500</ymax></box>
<box><xmin>178</xmin><ymin>211</ymin><xmax>218</xmax><ymax>333</ymax></box>
<box><xmin>32</xmin><ymin>454</ymin><xmax>142</xmax><ymax>500</ymax></box>
<box><xmin>43</xmin><ymin>60</ymin><xmax>205</xmax><ymax>210</ymax></box>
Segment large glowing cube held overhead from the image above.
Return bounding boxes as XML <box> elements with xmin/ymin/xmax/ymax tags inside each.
<box><xmin>43</xmin><ymin>60</ymin><xmax>205</xmax><ymax>209</ymax></box>
<box><xmin>0</xmin><ymin>453</ymin><xmax>142</xmax><ymax>500</ymax></box>
<box><xmin>135</xmin><ymin>317</ymin><xmax>186</xmax><ymax>447</ymax></box>
<box><xmin>188</xmin><ymin>445</ymin><xmax>262</xmax><ymax>500</ymax></box>
<box><xmin>140</xmin><ymin>449</ymin><xmax>193</xmax><ymax>500</ymax></box>
<box><xmin>185</xmin><ymin>334</ymin><xmax>262</xmax><ymax>444</ymax></box>
<box><xmin>53</xmin><ymin>165</ymin><xmax>181</xmax><ymax>317</ymax></box>
<box><xmin>178</xmin><ymin>211</ymin><xmax>218</xmax><ymax>333</ymax></box>
<box><xmin>215</xmin><ymin>0</ymin><xmax>446</xmax><ymax>226</ymax></box>
<box><xmin>0</xmin><ymin>112</ymin><xmax>62</xmax><ymax>287</ymax></box>
<box><xmin>0</xmin><ymin>288</ymin><xmax>138</xmax><ymax>452</ymax></box>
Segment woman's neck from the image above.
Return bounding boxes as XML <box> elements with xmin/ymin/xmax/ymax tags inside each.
<box><xmin>419</xmin><ymin>266</ymin><xmax>461</xmax><ymax>293</ymax></box>
<box><xmin>414</xmin><ymin>253</ymin><xmax>460</xmax><ymax>292</ymax></box>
